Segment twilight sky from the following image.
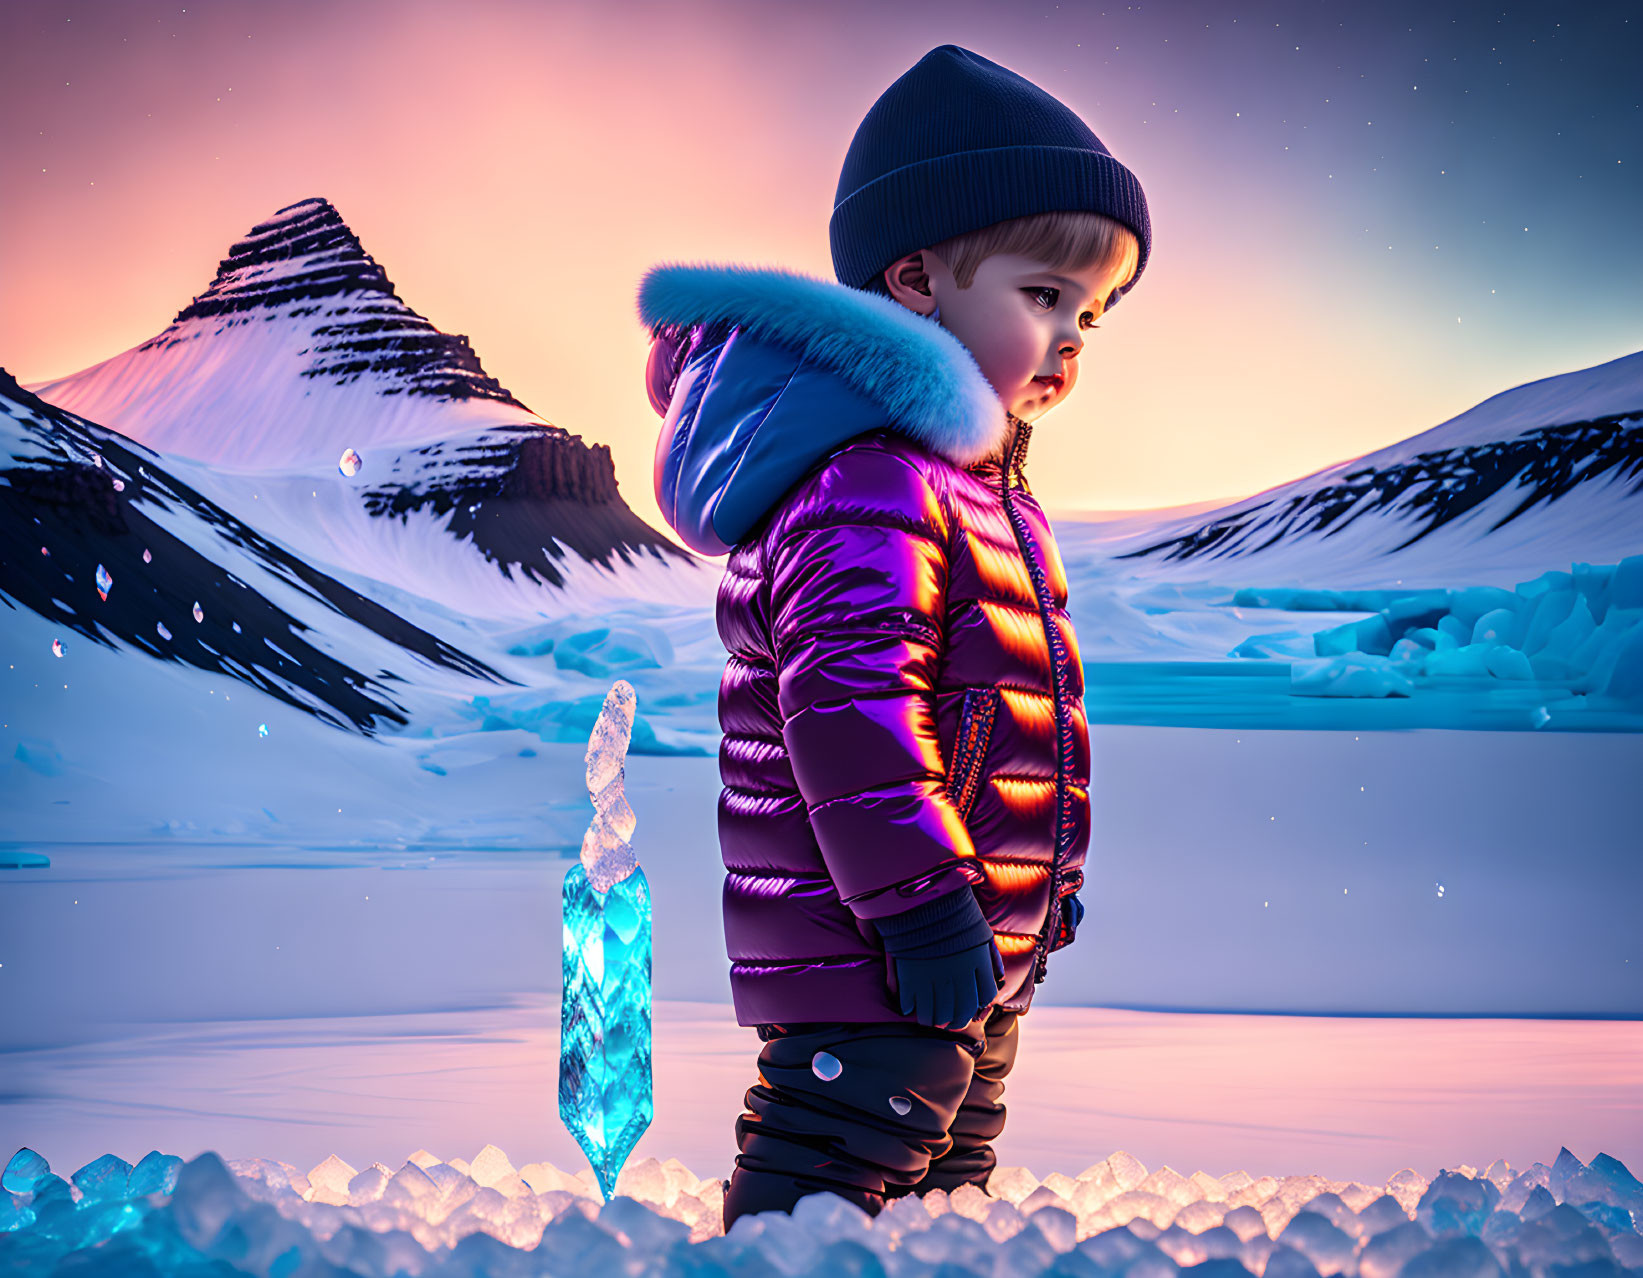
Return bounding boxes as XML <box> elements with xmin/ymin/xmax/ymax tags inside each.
<box><xmin>1</xmin><ymin>0</ymin><xmax>1638</xmax><ymax>526</ymax></box>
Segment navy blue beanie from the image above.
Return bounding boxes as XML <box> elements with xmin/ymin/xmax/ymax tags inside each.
<box><xmin>830</xmin><ymin>44</ymin><xmax>1152</xmax><ymax>313</ymax></box>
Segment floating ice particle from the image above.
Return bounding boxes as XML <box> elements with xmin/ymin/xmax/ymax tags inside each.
<box><xmin>142</xmin><ymin>549</ymin><xmax>152</xmax><ymax>564</ymax></box>
<box><xmin>232</xmin><ymin>622</ymin><xmax>241</xmax><ymax>634</ymax></box>
<box><xmin>95</xmin><ymin>564</ymin><xmax>112</xmax><ymax>600</ymax></box>
<box><xmin>112</xmin><ymin>478</ymin><xmax>124</xmax><ymax>491</ymax></box>
<box><xmin>1436</xmin><ymin>883</ymin><xmax>1445</xmax><ymax>898</ymax></box>
<box><xmin>258</xmin><ymin>724</ymin><xmax>268</xmax><ymax>738</ymax></box>
<box><xmin>192</xmin><ymin>602</ymin><xmax>204</xmax><ymax>624</ymax></box>
<box><xmin>338</xmin><ymin>448</ymin><xmax>362</xmax><ymax>477</ymax></box>
<box><xmin>156</xmin><ymin>622</ymin><xmax>171</xmax><ymax>640</ymax></box>
<box><xmin>52</xmin><ymin>639</ymin><xmax>65</xmax><ymax>658</ymax></box>
<box><xmin>91</xmin><ymin>453</ymin><xmax>103</xmax><ymax>468</ymax></box>
<box><xmin>889</xmin><ymin>1095</ymin><xmax>912</xmax><ymax>1116</ymax></box>
<box><xmin>40</xmin><ymin>546</ymin><xmax>49</xmax><ymax>557</ymax></box>
<box><xmin>812</xmin><ymin>1052</ymin><xmax>843</xmax><ymax>1081</ymax></box>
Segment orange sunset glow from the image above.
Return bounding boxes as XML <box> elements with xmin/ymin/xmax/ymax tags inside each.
<box><xmin>5</xmin><ymin>0</ymin><xmax>1637</xmax><ymax>535</ymax></box>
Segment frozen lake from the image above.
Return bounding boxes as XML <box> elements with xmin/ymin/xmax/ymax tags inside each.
<box><xmin>5</xmin><ymin>722</ymin><xmax>1638</xmax><ymax>1018</ymax></box>
<box><xmin>6</xmin><ymin>965</ymin><xmax>1636</xmax><ymax>1195</ymax></box>
<box><xmin>4</xmin><ymin>974</ymin><xmax>1639</xmax><ymax>1195</ymax></box>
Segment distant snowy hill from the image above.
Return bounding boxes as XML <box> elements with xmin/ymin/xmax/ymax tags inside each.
<box><xmin>1066</xmin><ymin>348</ymin><xmax>1643</xmax><ymax>588</ymax></box>
<box><xmin>20</xmin><ymin>197</ymin><xmax>700</xmax><ymax>609</ymax></box>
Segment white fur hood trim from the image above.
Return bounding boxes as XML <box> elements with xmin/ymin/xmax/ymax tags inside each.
<box><xmin>635</xmin><ymin>261</ymin><xmax>1009</xmax><ymax>468</ymax></box>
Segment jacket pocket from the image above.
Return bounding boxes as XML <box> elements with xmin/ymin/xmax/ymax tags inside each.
<box><xmin>947</xmin><ymin>687</ymin><xmax>1001</xmax><ymax>822</ymax></box>
<box><xmin>876</xmin><ymin>609</ymin><xmax>944</xmax><ymax>650</ymax></box>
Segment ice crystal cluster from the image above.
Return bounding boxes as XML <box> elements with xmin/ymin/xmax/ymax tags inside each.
<box><xmin>1277</xmin><ymin>556</ymin><xmax>1643</xmax><ymax>703</ymax></box>
<box><xmin>5</xmin><ymin>1143</ymin><xmax>1640</xmax><ymax>1276</ymax></box>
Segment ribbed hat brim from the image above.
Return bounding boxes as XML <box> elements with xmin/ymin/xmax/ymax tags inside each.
<box><xmin>829</xmin><ymin>143</ymin><xmax>1151</xmax><ymax>305</ymax></box>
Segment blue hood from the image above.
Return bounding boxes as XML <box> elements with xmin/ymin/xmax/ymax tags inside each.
<box><xmin>636</xmin><ymin>262</ymin><xmax>1011</xmax><ymax>556</ymax></box>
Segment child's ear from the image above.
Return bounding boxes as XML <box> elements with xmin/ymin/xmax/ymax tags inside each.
<box><xmin>883</xmin><ymin>250</ymin><xmax>939</xmax><ymax>316</ymax></box>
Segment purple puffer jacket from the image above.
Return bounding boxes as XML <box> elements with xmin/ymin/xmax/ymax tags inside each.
<box><xmin>637</xmin><ymin>263</ymin><xmax>1089</xmax><ymax>1025</ymax></box>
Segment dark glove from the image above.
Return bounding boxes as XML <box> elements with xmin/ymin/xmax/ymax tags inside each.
<box><xmin>890</xmin><ymin>939</ymin><xmax>1005</xmax><ymax>1028</ymax></box>
<box><xmin>1049</xmin><ymin>891</ymin><xmax>1085</xmax><ymax>952</ymax></box>
<box><xmin>875</xmin><ymin>886</ymin><xmax>1005</xmax><ymax>1029</ymax></box>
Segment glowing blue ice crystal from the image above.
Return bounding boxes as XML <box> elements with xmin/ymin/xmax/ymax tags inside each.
<box><xmin>558</xmin><ymin>680</ymin><xmax>652</xmax><ymax>1201</ymax></box>
<box><xmin>560</xmin><ymin>863</ymin><xmax>652</xmax><ymax>1201</ymax></box>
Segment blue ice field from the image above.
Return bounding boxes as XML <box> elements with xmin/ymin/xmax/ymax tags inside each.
<box><xmin>5</xmin><ymin>1142</ymin><xmax>1642</xmax><ymax>1276</ymax></box>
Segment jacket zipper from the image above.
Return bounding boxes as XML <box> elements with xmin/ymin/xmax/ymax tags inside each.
<box><xmin>997</xmin><ymin>415</ymin><xmax>1073</xmax><ymax>985</ymax></box>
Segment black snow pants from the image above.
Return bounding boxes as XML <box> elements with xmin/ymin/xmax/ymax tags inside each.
<box><xmin>721</xmin><ymin>1004</ymin><xmax>1021</xmax><ymax>1230</ymax></box>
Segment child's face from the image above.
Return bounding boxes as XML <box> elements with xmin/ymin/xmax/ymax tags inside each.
<box><xmin>889</xmin><ymin>249</ymin><xmax>1131</xmax><ymax>422</ymax></box>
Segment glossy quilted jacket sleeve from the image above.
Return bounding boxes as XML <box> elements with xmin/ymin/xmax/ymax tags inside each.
<box><xmin>767</xmin><ymin>443</ymin><xmax>980</xmax><ymax>921</ymax></box>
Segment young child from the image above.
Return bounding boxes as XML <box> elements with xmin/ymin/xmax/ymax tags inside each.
<box><xmin>636</xmin><ymin>43</ymin><xmax>1150</xmax><ymax>1228</ymax></box>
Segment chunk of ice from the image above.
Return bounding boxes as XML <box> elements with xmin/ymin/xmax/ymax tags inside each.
<box><xmin>1290</xmin><ymin>652</ymin><xmax>1413</xmax><ymax>697</ymax></box>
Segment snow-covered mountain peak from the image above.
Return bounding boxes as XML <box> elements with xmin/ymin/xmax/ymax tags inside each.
<box><xmin>14</xmin><ymin>199</ymin><xmax>701</xmax><ymax>599</ymax></box>
<box><xmin>172</xmin><ymin>197</ymin><xmax>396</xmax><ymax>319</ymax></box>
<box><xmin>22</xmin><ymin>197</ymin><xmax>543</xmax><ymax>468</ymax></box>
<box><xmin>162</xmin><ymin>197</ymin><xmax>522</xmax><ymax>411</ymax></box>
<box><xmin>1085</xmin><ymin>346</ymin><xmax>1643</xmax><ymax>585</ymax></box>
